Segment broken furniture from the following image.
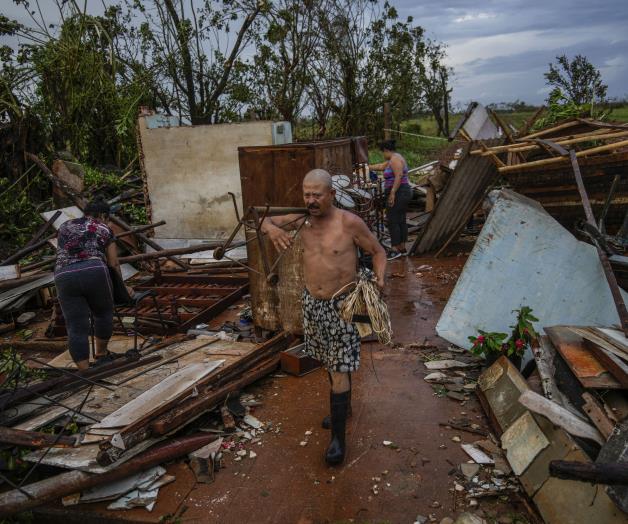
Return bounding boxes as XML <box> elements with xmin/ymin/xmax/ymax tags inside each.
<box><xmin>238</xmin><ymin>139</ymin><xmax>354</xmax><ymax>334</ymax></box>
<box><xmin>45</xmin><ymin>271</ymin><xmax>247</xmax><ymax>337</ymax></box>
<box><xmin>280</xmin><ymin>342</ymin><xmax>321</xmax><ymax>376</ymax></box>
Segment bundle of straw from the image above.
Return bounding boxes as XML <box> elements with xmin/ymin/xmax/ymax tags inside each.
<box><xmin>337</xmin><ymin>268</ymin><xmax>392</xmax><ymax>345</ymax></box>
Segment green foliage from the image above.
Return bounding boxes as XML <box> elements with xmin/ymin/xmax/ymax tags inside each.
<box><xmin>121</xmin><ymin>203</ymin><xmax>147</xmax><ymax>225</ymax></box>
<box><xmin>83</xmin><ymin>166</ymin><xmax>126</xmax><ymax>191</ymax></box>
<box><xmin>533</xmin><ymin>89</ymin><xmax>608</xmax><ymax>129</ymax></box>
<box><xmin>468</xmin><ymin>306</ymin><xmax>539</xmax><ymax>358</ymax></box>
<box><xmin>545</xmin><ymin>54</ymin><xmax>607</xmax><ymax>106</ymax></box>
<box><xmin>0</xmin><ymin>349</ymin><xmax>47</xmax><ymax>390</ymax></box>
<box><xmin>0</xmin><ymin>173</ymin><xmax>50</xmax><ymax>253</ymax></box>
<box><xmin>536</xmin><ymin>54</ymin><xmax>609</xmax><ymax>129</ymax></box>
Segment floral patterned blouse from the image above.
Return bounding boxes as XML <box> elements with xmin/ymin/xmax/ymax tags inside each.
<box><xmin>55</xmin><ymin>217</ymin><xmax>114</xmax><ymax>271</ymax></box>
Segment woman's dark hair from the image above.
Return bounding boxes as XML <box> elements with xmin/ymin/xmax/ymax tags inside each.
<box><xmin>84</xmin><ymin>195</ymin><xmax>110</xmax><ymax>217</ymax></box>
<box><xmin>378</xmin><ymin>139</ymin><xmax>396</xmax><ymax>152</ymax></box>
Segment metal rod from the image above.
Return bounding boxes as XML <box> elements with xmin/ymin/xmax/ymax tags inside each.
<box><xmin>250</xmin><ymin>206</ymin><xmax>309</xmax><ymax>216</ymax></box>
<box><xmin>115</xmin><ymin>221</ymin><xmax>166</xmax><ymax>239</ymax></box>
<box><xmin>599</xmin><ymin>174</ymin><xmax>621</xmax><ymax>233</ymax></box>
<box><xmin>18</xmin><ymin>385</ymin><xmax>93</xmax><ymax>488</ymax></box>
<box><xmin>25</xmin><ymin>358</ymin><xmax>115</xmax><ymax>391</ymax></box>
<box><xmin>35</xmin><ymin>393</ymin><xmax>100</xmax><ymax>423</ymax></box>
<box><xmin>0</xmin><ymin>471</ymin><xmax>35</xmax><ymax>500</ymax></box>
<box><xmin>222</xmin><ymin>254</ymin><xmax>261</xmax><ymax>275</ymax></box>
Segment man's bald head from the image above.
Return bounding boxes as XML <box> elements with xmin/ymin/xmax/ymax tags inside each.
<box><xmin>303</xmin><ymin>169</ymin><xmax>332</xmax><ymax>190</ymax></box>
<box><xmin>302</xmin><ymin>169</ymin><xmax>335</xmax><ymax>216</ymax></box>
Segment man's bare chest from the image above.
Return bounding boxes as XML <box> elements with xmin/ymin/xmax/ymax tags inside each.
<box><xmin>300</xmin><ymin>225</ymin><xmax>355</xmax><ymax>259</ymax></box>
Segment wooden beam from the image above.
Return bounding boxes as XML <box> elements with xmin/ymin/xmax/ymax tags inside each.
<box><xmin>519</xmin><ymin>389</ymin><xmax>605</xmax><ymax>445</ymax></box>
<box><xmin>520</xmin><ymin>119</ymin><xmax>581</xmax><ymax>140</ymax></box>
<box><xmin>582</xmin><ymin>392</ymin><xmax>615</xmax><ymax>440</ymax></box>
<box><xmin>0</xmin><ymin>427</ymin><xmax>76</xmax><ymax>449</ymax></box>
<box><xmin>472</xmin><ymin>128</ymin><xmax>627</xmax><ymax>156</ymax></box>
<box><xmin>550</xmin><ymin>460</ymin><xmax>628</xmax><ymax>485</ymax></box>
<box><xmin>583</xmin><ymin>339</ymin><xmax>628</xmax><ymax>388</ymax></box>
<box><xmin>498</xmin><ymin>139</ymin><xmax>628</xmax><ymax>173</ymax></box>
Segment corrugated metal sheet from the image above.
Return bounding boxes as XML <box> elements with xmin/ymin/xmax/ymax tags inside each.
<box><xmin>411</xmin><ymin>139</ymin><xmax>503</xmax><ymax>254</ymax></box>
<box><xmin>436</xmin><ymin>189</ymin><xmax>628</xmax><ymax>350</ymax></box>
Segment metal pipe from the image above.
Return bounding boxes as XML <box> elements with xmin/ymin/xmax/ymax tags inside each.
<box><xmin>250</xmin><ymin>206</ymin><xmax>309</xmax><ymax>216</ymax></box>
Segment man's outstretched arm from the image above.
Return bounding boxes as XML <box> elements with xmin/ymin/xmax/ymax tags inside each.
<box><xmin>260</xmin><ymin>213</ymin><xmax>306</xmax><ymax>252</ymax></box>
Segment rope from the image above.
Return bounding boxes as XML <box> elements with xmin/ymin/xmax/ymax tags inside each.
<box><xmin>382</xmin><ymin>128</ymin><xmax>449</xmax><ymax>141</ymax></box>
<box><xmin>335</xmin><ymin>268</ymin><xmax>393</xmax><ymax>346</ymax></box>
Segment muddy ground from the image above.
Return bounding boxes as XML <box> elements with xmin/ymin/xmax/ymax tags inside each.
<box><xmin>33</xmin><ymin>255</ymin><xmax>535</xmax><ymax>524</ymax></box>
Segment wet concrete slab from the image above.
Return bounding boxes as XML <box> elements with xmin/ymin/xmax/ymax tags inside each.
<box><xmin>36</xmin><ymin>256</ymin><xmax>533</xmax><ymax>524</ymax></box>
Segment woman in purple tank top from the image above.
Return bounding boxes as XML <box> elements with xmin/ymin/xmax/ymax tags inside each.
<box><xmin>369</xmin><ymin>140</ymin><xmax>412</xmax><ymax>260</ymax></box>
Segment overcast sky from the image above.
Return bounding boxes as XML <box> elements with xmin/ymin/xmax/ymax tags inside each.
<box><xmin>395</xmin><ymin>0</ymin><xmax>628</xmax><ymax>106</ymax></box>
<box><xmin>3</xmin><ymin>0</ymin><xmax>627</xmax><ymax>106</ymax></box>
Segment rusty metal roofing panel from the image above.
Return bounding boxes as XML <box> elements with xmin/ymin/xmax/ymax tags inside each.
<box><xmin>412</xmin><ymin>139</ymin><xmax>503</xmax><ymax>254</ymax></box>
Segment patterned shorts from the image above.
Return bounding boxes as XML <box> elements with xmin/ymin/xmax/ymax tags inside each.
<box><xmin>302</xmin><ymin>288</ymin><xmax>360</xmax><ymax>372</ymax></box>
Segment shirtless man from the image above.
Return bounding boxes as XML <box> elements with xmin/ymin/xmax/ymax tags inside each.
<box><xmin>261</xmin><ymin>169</ymin><xmax>386</xmax><ymax>465</ymax></box>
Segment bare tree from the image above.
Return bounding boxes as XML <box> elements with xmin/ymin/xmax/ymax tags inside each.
<box><xmin>417</xmin><ymin>39</ymin><xmax>452</xmax><ymax>137</ymax></box>
<box><xmin>250</xmin><ymin>0</ymin><xmax>321</xmax><ymax>127</ymax></box>
<box><xmin>128</xmin><ymin>0</ymin><xmax>263</xmax><ymax>124</ymax></box>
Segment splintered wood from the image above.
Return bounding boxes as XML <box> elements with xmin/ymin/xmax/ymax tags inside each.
<box><xmin>16</xmin><ymin>337</ymin><xmax>258</xmax><ymax>470</ymax></box>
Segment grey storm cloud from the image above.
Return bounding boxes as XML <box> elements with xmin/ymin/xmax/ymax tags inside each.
<box><xmin>394</xmin><ymin>0</ymin><xmax>628</xmax><ymax>104</ymax></box>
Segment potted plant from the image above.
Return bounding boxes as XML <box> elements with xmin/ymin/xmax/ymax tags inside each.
<box><xmin>468</xmin><ymin>306</ymin><xmax>538</xmax><ymax>370</ymax></box>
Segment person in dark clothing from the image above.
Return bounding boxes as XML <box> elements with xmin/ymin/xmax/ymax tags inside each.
<box><xmin>369</xmin><ymin>140</ymin><xmax>412</xmax><ymax>260</ymax></box>
<box><xmin>54</xmin><ymin>196</ymin><xmax>125</xmax><ymax>369</ymax></box>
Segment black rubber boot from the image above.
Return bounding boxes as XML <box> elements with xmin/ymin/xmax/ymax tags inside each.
<box><xmin>322</xmin><ymin>389</ymin><xmax>351</xmax><ymax>429</ymax></box>
<box><xmin>325</xmin><ymin>390</ymin><xmax>350</xmax><ymax>466</ymax></box>
<box><xmin>322</xmin><ymin>373</ymin><xmax>351</xmax><ymax>429</ymax></box>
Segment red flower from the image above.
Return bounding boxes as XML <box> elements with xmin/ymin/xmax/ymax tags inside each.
<box><xmin>477</xmin><ymin>335</ymin><xmax>485</xmax><ymax>344</ymax></box>
<box><xmin>87</xmin><ymin>224</ymin><xmax>97</xmax><ymax>233</ymax></box>
<box><xmin>515</xmin><ymin>339</ymin><xmax>525</xmax><ymax>350</ymax></box>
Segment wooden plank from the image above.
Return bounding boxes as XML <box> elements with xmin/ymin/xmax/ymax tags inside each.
<box><xmin>594</xmin><ymin>327</ymin><xmax>628</xmax><ymax>357</ymax></box>
<box><xmin>583</xmin><ymin>339</ymin><xmax>628</xmax><ymax>388</ymax></box>
<box><xmin>88</xmin><ymin>361</ymin><xmax>224</xmax><ymax>431</ymax></box>
<box><xmin>180</xmin><ymin>283</ymin><xmax>248</xmax><ymax>331</ymax></box>
<box><xmin>499</xmin><ymin>139</ymin><xmax>628</xmax><ymax>173</ymax></box>
<box><xmin>545</xmin><ymin>326</ymin><xmax>622</xmax><ymax>389</ymax></box>
<box><xmin>460</xmin><ymin>443</ymin><xmax>494</xmax><ymax>465</ymax></box>
<box><xmin>582</xmin><ymin>392</ymin><xmax>615</xmax><ymax>440</ymax></box>
<box><xmin>571</xmin><ymin>326</ymin><xmax>628</xmax><ymax>362</ymax></box>
<box><xmin>519</xmin><ymin>390</ymin><xmax>605</xmax><ymax>445</ymax></box>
